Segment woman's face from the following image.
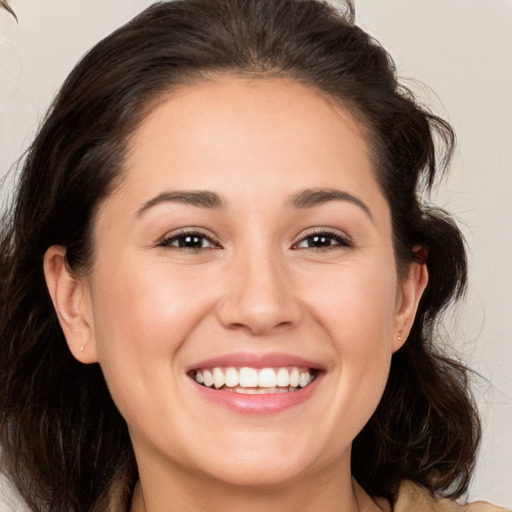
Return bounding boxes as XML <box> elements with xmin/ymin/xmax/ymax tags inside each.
<box><xmin>53</xmin><ymin>77</ymin><xmax>425</xmax><ymax>491</ymax></box>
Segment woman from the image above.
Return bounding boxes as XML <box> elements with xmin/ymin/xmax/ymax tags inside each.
<box><xmin>0</xmin><ymin>0</ymin><xmax>508</xmax><ymax>510</ymax></box>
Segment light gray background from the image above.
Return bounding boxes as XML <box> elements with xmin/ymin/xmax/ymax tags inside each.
<box><xmin>1</xmin><ymin>0</ymin><xmax>511</xmax><ymax>509</ymax></box>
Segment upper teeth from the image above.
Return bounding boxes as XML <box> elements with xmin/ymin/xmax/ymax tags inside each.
<box><xmin>193</xmin><ymin>366</ymin><xmax>314</xmax><ymax>390</ymax></box>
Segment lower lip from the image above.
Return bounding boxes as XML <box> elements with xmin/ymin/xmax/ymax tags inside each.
<box><xmin>191</xmin><ymin>375</ymin><xmax>322</xmax><ymax>414</ymax></box>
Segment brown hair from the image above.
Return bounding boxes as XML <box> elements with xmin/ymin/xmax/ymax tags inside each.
<box><xmin>0</xmin><ymin>0</ymin><xmax>17</xmax><ymax>21</ymax></box>
<box><xmin>0</xmin><ymin>0</ymin><xmax>480</xmax><ymax>510</ymax></box>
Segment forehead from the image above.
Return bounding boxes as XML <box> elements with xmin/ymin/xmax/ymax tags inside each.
<box><xmin>119</xmin><ymin>76</ymin><xmax>379</xmax><ymax>199</ymax></box>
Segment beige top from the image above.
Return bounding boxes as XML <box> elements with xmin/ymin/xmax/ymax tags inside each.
<box><xmin>393</xmin><ymin>480</ymin><xmax>510</xmax><ymax>512</ymax></box>
<box><xmin>106</xmin><ymin>477</ymin><xmax>510</xmax><ymax>511</ymax></box>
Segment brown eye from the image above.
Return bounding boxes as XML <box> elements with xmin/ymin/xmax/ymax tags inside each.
<box><xmin>295</xmin><ymin>231</ymin><xmax>351</xmax><ymax>250</ymax></box>
<box><xmin>160</xmin><ymin>232</ymin><xmax>219</xmax><ymax>250</ymax></box>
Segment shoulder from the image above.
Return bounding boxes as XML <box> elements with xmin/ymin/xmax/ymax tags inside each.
<box><xmin>394</xmin><ymin>481</ymin><xmax>511</xmax><ymax>512</ymax></box>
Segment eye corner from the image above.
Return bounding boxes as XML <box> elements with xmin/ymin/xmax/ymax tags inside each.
<box><xmin>292</xmin><ymin>228</ymin><xmax>353</xmax><ymax>251</ymax></box>
<box><xmin>158</xmin><ymin>228</ymin><xmax>222</xmax><ymax>251</ymax></box>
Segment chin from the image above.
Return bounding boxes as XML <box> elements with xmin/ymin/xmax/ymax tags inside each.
<box><xmin>185</xmin><ymin>433</ymin><xmax>343</xmax><ymax>491</ymax></box>
<box><xmin>198</xmin><ymin>457</ymin><xmax>312</xmax><ymax>490</ymax></box>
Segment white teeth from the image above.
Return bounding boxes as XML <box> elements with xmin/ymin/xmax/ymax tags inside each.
<box><xmin>213</xmin><ymin>367</ymin><xmax>225</xmax><ymax>389</ymax></box>
<box><xmin>203</xmin><ymin>369</ymin><xmax>214</xmax><ymax>387</ymax></box>
<box><xmin>224</xmin><ymin>367</ymin><xmax>239</xmax><ymax>387</ymax></box>
<box><xmin>299</xmin><ymin>371</ymin><xmax>310</xmax><ymax>388</ymax></box>
<box><xmin>258</xmin><ymin>368</ymin><xmax>276</xmax><ymax>387</ymax></box>
<box><xmin>192</xmin><ymin>366</ymin><xmax>316</xmax><ymax>393</ymax></box>
<box><xmin>237</xmin><ymin>388</ymin><xmax>258</xmax><ymax>394</ymax></box>
<box><xmin>276</xmin><ymin>367</ymin><xmax>290</xmax><ymax>387</ymax></box>
<box><xmin>239</xmin><ymin>367</ymin><xmax>259</xmax><ymax>387</ymax></box>
<box><xmin>235</xmin><ymin>386</ymin><xmax>292</xmax><ymax>394</ymax></box>
<box><xmin>290</xmin><ymin>368</ymin><xmax>300</xmax><ymax>387</ymax></box>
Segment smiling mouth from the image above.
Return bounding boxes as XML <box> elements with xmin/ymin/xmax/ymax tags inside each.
<box><xmin>189</xmin><ymin>366</ymin><xmax>318</xmax><ymax>394</ymax></box>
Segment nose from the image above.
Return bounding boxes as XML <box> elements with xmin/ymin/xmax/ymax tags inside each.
<box><xmin>216</xmin><ymin>246</ymin><xmax>302</xmax><ymax>335</ymax></box>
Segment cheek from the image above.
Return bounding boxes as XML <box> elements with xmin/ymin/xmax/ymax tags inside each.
<box><xmin>304</xmin><ymin>258</ymin><xmax>398</xmax><ymax>350</ymax></box>
<box><xmin>304</xmin><ymin>258</ymin><xmax>397</xmax><ymax>402</ymax></box>
<box><xmin>274</xmin><ymin>257</ymin><xmax>399</xmax><ymax>461</ymax></box>
<box><xmin>88</xmin><ymin>259</ymin><xmax>218</xmax><ymax>393</ymax></box>
<box><xmin>87</xmin><ymin>259</ymin><xmax>221</xmax><ymax>435</ymax></box>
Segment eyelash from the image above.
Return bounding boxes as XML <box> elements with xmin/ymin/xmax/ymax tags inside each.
<box><xmin>292</xmin><ymin>229</ymin><xmax>352</xmax><ymax>251</ymax></box>
<box><xmin>158</xmin><ymin>229</ymin><xmax>221</xmax><ymax>252</ymax></box>
<box><xmin>159</xmin><ymin>228</ymin><xmax>352</xmax><ymax>252</ymax></box>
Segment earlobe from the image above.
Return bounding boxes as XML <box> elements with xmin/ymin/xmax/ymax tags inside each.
<box><xmin>393</xmin><ymin>255</ymin><xmax>429</xmax><ymax>352</ymax></box>
<box><xmin>43</xmin><ymin>245</ymin><xmax>98</xmax><ymax>364</ymax></box>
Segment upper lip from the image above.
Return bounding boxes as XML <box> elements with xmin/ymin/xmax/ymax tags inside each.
<box><xmin>186</xmin><ymin>352</ymin><xmax>324</xmax><ymax>372</ymax></box>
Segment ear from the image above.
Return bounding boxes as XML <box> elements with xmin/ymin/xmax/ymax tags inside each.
<box><xmin>43</xmin><ymin>245</ymin><xmax>98</xmax><ymax>364</ymax></box>
<box><xmin>393</xmin><ymin>247</ymin><xmax>429</xmax><ymax>352</ymax></box>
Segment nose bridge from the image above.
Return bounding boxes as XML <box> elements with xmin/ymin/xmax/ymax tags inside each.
<box><xmin>217</xmin><ymin>238</ymin><xmax>300</xmax><ymax>334</ymax></box>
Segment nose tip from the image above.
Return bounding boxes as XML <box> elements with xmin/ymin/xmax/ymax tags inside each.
<box><xmin>215</xmin><ymin>255</ymin><xmax>302</xmax><ymax>335</ymax></box>
<box><xmin>218</xmin><ymin>297</ymin><xmax>294</xmax><ymax>335</ymax></box>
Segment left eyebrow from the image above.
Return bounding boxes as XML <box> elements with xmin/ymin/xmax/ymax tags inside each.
<box><xmin>288</xmin><ymin>187</ymin><xmax>373</xmax><ymax>221</ymax></box>
<box><xmin>135</xmin><ymin>190</ymin><xmax>225</xmax><ymax>217</ymax></box>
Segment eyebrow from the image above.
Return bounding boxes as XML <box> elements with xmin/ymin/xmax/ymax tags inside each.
<box><xmin>136</xmin><ymin>187</ymin><xmax>372</xmax><ymax>220</ymax></box>
<box><xmin>289</xmin><ymin>187</ymin><xmax>373</xmax><ymax>220</ymax></box>
<box><xmin>136</xmin><ymin>190</ymin><xmax>225</xmax><ymax>216</ymax></box>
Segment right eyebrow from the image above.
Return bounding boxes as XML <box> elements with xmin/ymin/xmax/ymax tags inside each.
<box><xmin>288</xmin><ymin>187</ymin><xmax>374</xmax><ymax>221</ymax></box>
<box><xmin>135</xmin><ymin>190</ymin><xmax>225</xmax><ymax>217</ymax></box>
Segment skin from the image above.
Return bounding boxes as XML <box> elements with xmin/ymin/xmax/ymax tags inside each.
<box><xmin>44</xmin><ymin>77</ymin><xmax>427</xmax><ymax>511</ymax></box>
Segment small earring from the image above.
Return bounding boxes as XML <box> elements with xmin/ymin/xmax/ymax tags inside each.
<box><xmin>79</xmin><ymin>338</ymin><xmax>91</xmax><ymax>353</ymax></box>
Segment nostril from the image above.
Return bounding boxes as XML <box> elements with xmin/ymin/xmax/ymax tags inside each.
<box><xmin>216</xmin><ymin>296</ymin><xmax>302</xmax><ymax>335</ymax></box>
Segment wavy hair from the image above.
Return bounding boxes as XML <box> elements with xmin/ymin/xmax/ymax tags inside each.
<box><xmin>0</xmin><ymin>0</ymin><xmax>480</xmax><ymax>510</ymax></box>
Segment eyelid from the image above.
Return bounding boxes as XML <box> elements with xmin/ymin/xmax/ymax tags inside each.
<box><xmin>158</xmin><ymin>227</ymin><xmax>222</xmax><ymax>249</ymax></box>
<box><xmin>291</xmin><ymin>227</ymin><xmax>353</xmax><ymax>249</ymax></box>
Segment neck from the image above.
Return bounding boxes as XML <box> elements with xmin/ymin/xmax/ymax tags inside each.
<box><xmin>129</xmin><ymin>468</ymin><xmax>389</xmax><ymax>512</ymax></box>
